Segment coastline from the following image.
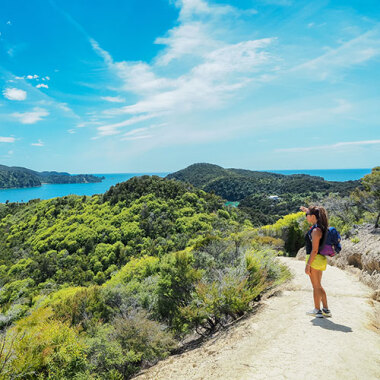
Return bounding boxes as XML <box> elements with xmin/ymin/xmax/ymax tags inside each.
<box><xmin>0</xmin><ymin>169</ymin><xmax>370</xmax><ymax>205</ymax></box>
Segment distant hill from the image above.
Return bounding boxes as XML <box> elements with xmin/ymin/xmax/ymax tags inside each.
<box><xmin>167</xmin><ymin>163</ymin><xmax>362</xmax><ymax>225</ymax></box>
<box><xmin>167</xmin><ymin>163</ymin><xmax>360</xmax><ymax>201</ymax></box>
<box><xmin>0</xmin><ymin>164</ymin><xmax>104</xmax><ymax>189</ymax></box>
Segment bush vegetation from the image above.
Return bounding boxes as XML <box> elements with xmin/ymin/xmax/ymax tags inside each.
<box><xmin>0</xmin><ymin>176</ymin><xmax>290</xmax><ymax>379</ymax></box>
<box><xmin>2</xmin><ymin>168</ymin><xmax>375</xmax><ymax>378</ymax></box>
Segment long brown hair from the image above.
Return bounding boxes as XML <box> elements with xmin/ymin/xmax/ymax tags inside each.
<box><xmin>308</xmin><ymin>206</ymin><xmax>328</xmax><ymax>231</ymax></box>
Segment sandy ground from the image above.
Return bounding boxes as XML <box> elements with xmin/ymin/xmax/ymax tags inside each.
<box><xmin>134</xmin><ymin>258</ymin><xmax>380</xmax><ymax>380</ymax></box>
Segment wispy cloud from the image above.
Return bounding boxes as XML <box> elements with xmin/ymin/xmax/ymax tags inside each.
<box><xmin>36</xmin><ymin>83</ymin><xmax>49</xmax><ymax>89</ymax></box>
<box><xmin>275</xmin><ymin>140</ymin><xmax>380</xmax><ymax>153</ymax></box>
<box><xmin>85</xmin><ymin>0</ymin><xmax>277</xmax><ymax>140</ymax></box>
<box><xmin>96</xmin><ymin>113</ymin><xmax>161</xmax><ymax>137</ymax></box>
<box><xmin>0</xmin><ymin>137</ymin><xmax>15</xmax><ymax>143</ymax></box>
<box><xmin>12</xmin><ymin>107</ymin><xmax>49</xmax><ymax>124</ymax></box>
<box><xmin>120</xmin><ymin>123</ymin><xmax>167</xmax><ymax>141</ymax></box>
<box><xmin>31</xmin><ymin>139</ymin><xmax>44</xmax><ymax>146</ymax></box>
<box><xmin>154</xmin><ymin>22</ymin><xmax>221</xmax><ymax>66</ymax></box>
<box><xmin>101</xmin><ymin>96</ymin><xmax>125</xmax><ymax>103</ymax></box>
<box><xmin>292</xmin><ymin>28</ymin><xmax>380</xmax><ymax>80</ymax></box>
<box><xmin>3</xmin><ymin>87</ymin><xmax>27</xmax><ymax>101</ymax></box>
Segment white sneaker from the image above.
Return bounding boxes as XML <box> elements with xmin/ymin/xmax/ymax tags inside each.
<box><xmin>322</xmin><ymin>308</ymin><xmax>332</xmax><ymax>317</ymax></box>
<box><xmin>306</xmin><ymin>308</ymin><xmax>323</xmax><ymax>318</ymax></box>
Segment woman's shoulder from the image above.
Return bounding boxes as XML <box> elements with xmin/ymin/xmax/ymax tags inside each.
<box><xmin>311</xmin><ymin>225</ymin><xmax>323</xmax><ymax>235</ymax></box>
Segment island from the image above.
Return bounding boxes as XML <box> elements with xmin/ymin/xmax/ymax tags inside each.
<box><xmin>0</xmin><ymin>164</ymin><xmax>104</xmax><ymax>189</ymax></box>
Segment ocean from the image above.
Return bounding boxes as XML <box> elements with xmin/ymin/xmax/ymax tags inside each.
<box><xmin>265</xmin><ymin>168</ymin><xmax>372</xmax><ymax>182</ymax></box>
<box><xmin>0</xmin><ymin>168</ymin><xmax>372</xmax><ymax>204</ymax></box>
<box><xmin>0</xmin><ymin>173</ymin><xmax>169</xmax><ymax>204</ymax></box>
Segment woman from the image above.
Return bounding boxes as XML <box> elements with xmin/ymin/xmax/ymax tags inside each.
<box><xmin>300</xmin><ymin>205</ymin><xmax>332</xmax><ymax>318</ymax></box>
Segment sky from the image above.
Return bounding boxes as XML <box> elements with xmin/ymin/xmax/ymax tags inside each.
<box><xmin>0</xmin><ymin>0</ymin><xmax>379</xmax><ymax>173</ymax></box>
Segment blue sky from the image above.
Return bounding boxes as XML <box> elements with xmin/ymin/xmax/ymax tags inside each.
<box><xmin>0</xmin><ymin>0</ymin><xmax>379</xmax><ymax>173</ymax></box>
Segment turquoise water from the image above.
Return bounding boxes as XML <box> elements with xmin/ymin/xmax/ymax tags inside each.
<box><xmin>0</xmin><ymin>168</ymin><xmax>373</xmax><ymax>203</ymax></box>
<box><xmin>266</xmin><ymin>168</ymin><xmax>372</xmax><ymax>182</ymax></box>
<box><xmin>0</xmin><ymin>173</ymin><xmax>169</xmax><ymax>204</ymax></box>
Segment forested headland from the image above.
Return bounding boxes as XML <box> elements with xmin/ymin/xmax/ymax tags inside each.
<box><xmin>167</xmin><ymin>163</ymin><xmax>362</xmax><ymax>225</ymax></box>
<box><xmin>0</xmin><ymin>167</ymin><xmax>379</xmax><ymax>379</ymax></box>
<box><xmin>0</xmin><ymin>164</ymin><xmax>104</xmax><ymax>189</ymax></box>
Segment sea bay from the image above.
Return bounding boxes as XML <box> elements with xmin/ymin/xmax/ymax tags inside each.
<box><xmin>266</xmin><ymin>168</ymin><xmax>372</xmax><ymax>182</ymax></box>
<box><xmin>0</xmin><ymin>173</ymin><xmax>169</xmax><ymax>204</ymax></box>
<box><xmin>0</xmin><ymin>168</ymin><xmax>372</xmax><ymax>204</ymax></box>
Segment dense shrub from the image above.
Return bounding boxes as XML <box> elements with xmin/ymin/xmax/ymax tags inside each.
<box><xmin>1</xmin><ymin>307</ymin><xmax>87</xmax><ymax>379</ymax></box>
<box><xmin>0</xmin><ymin>176</ymin><xmax>293</xmax><ymax>379</ymax></box>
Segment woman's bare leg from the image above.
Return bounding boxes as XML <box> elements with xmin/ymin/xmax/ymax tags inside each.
<box><xmin>309</xmin><ymin>268</ymin><xmax>328</xmax><ymax>309</ymax></box>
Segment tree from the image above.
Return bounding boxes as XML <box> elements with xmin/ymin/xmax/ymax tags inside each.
<box><xmin>361</xmin><ymin>167</ymin><xmax>380</xmax><ymax>228</ymax></box>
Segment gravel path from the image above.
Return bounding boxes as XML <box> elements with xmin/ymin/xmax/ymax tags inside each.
<box><xmin>134</xmin><ymin>258</ymin><xmax>380</xmax><ymax>380</ymax></box>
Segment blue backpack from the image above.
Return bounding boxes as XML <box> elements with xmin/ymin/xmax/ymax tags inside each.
<box><xmin>319</xmin><ymin>227</ymin><xmax>342</xmax><ymax>257</ymax></box>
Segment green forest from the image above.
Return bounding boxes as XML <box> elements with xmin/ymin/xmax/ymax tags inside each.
<box><xmin>0</xmin><ymin>164</ymin><xmax>103</xmax><ymax>189</ymax></box>
<box><xmin>0</xmin><ymin>167</ymin><xmax>379</xmax><ymax>379</ymax></box>
<box><xmin>167</xmin><ymin>163</ymin><xmax>362</xmax><ymax>225</ymax></box>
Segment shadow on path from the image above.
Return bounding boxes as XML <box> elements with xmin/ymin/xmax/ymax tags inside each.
<box><xmin>311</xmin><ymin>318</ymin><xmax>353</xmax><ymax>332</ymax></box>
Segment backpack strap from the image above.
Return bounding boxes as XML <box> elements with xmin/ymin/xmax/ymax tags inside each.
<box><xmin>308</xmin><ymin>224</ymin><xmax>327</xmax><ymax>253</ymax></box>
<box><xmin>319</xmin><ymin>226</ymin><xmax>329</xmax><ymax>251</ymax></box>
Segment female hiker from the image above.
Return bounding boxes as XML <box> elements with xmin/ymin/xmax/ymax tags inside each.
<box><xmin>300</xmin><ymin>205</ymin><xmax>332</xmax><ymax>318</ymax></box>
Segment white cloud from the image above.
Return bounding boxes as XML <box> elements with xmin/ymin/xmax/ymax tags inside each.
<box><xmin>176</xmin><ymin>0</ymin><xmax>235</xmax><ymax>21</ymax></box>
<box><xmin>12</xmin><ymin>107</ymin><xmax>49</xmax><ymax>124</ymax></box>
<box><xmin>94</xmin><ymin>35</ymin><xmax>274</xmax><ymax>128</ymax></box>
<box><xmin>36</xmin><ymin>83</ymin><xmax>49</xmax><ymax>89</ymax></box>
<box><xmin>68</xmin><ymin>129</ymin><xmax>76</xmax><ymax>134</ymax></box>
<box><xmin>154</xmin><ymin>22</ymin><xmax>221</xmax><ymax>65</ymax></box>
<box><xmin>0</xmin><ymin>137</ymin><xmax>15</xmax><ymax>143</ymax></box>
<box><xmin>3</xmin><ymin>87</ymin><xmax>27</xmax><ymax>101</ymax></box>
<box><xmin>90</xmin><ymin>39</ymin><xmax>113</xmax><ymax>65</ymax></box>
<box><xmin>45</xmin><ymin>76</ymin><xmax>50</xmax><ymax>80</ymax></box>
<box><xmin>292</xmin><ymin>28</ymin><xmax>380</xmax><ymax>80</ymax></box>
<box><xmin>26</xmin><ymin>74</ymin><xmax>39</xmax><ymax>79</ymax></box>
<box><xmin>76</xmin><ymin>120</ymin><xmax>102</xmax><ymax>128</ymax></box>
<box><xmin>111</xmin><ymin>61</ymin><xmax>176</xmax><ymax>95</ymax></box>
<box><xmin>8</xmin><ymin>150</ymin><xmax>13</xmax><ymax>154</ymax></box>
<box><xmin>275</xmin><ymin>140</ymin><xmax>380</xmax><ymax>153</ymax></box>
<box><xmin>14</xmin><ymin>76</ymin><xmax>24</xmax><ymax>80</ymax></box>
<box><xmin>82</xmin><ymin>0</ymin><xmax>279</xmax><ymax>144</ymax></box>
<box><xmin>103</xmin><ymin>37</ymin><xmax>273</xmax><ymax>119</ymax></box>
<box><xmin>87</xmin><ymin>0</ymin><xmax>275</xmax><ymax>140</ymax></box>
<box><xmin>101</xmin><ymin>96</ymin><xmax>125</xmax><ymax>103</ymax></box>
<box><xmin>96</xmin><ymin>113</ymin><xmax>160</xmax><ymax>137</ymax></box>
<box><xmin>120</xmin><ymin>123</ymin><xmax>167</xmax><ymax>141</ymax></box>
<box><xmin>57</xmin><ymin>103</ymin><xmax>71</xmax><ymax>112</ymax></box>
<box><xmin>122</xmin><ymin>134</ymin><xmax>153</xmax><ymax>141</ymax></box>
<box><xmin>31</xmin><ymin>139</ymin><xmax>44</xmax><ymax>146</ymax></box>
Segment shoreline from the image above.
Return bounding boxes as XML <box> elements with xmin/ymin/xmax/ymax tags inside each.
<box><xmin>0</xmin><ymin>179</ymin><xmax>105</xmax><ymax>191</ymax></box>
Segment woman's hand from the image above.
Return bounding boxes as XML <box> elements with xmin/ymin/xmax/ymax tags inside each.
<box><xmin>305</xmin><ymin>264</ymin><xmax>311</xmax><ymax>275</ymax></box>
<box><xmin>300</xmin><ymin>206</ymin><xmax>308</xmax><ymax>213</ymax></box>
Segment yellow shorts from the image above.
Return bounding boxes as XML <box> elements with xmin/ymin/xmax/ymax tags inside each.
<box><xmin>305</xmin><ymin>254</ymin><xmax>327</xmax><ymax>271</ymax></box>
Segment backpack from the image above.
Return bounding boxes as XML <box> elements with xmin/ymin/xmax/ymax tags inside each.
<box><xmin>319</xmin><ymin>227</ymin><xmax>342</xmax><ymax>257</ymax></box>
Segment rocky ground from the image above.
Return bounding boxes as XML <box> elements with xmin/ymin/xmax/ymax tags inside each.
<box><xmin>133</xmin><ymin>258</ymin><xmax>380</xmax><ymax>380</ymax></box>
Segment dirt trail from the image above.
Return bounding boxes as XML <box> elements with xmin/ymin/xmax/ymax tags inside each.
<box><xmin>134</xmin><ymin>258</ymin><xmax>380</xmax><ymax>380</ymax></box>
